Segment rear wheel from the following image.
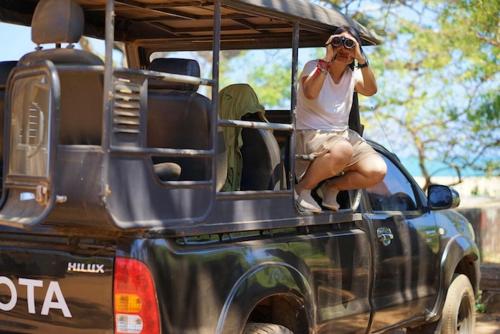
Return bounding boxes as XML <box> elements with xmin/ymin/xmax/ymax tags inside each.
<box><xmin>440</xmin><ymin>274</ymin><xmax>475</xmax><ymax>334</ymax></box>
<box><xmin>243</xmin><ymin>322</ymin><xmax>294</xmax><ymax>334</ymax></box>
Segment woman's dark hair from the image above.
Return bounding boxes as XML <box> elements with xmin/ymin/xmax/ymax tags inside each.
<box><xmin>326</xmin><ymin>25</ymin><xmax>364</xmax><ymax>70</ymax></box>
<box><xmin>332</xmin><ymin>26</ymin><xmax>362</xmax><ymax>45</ymax></box>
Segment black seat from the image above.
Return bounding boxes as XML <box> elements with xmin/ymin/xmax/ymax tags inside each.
<box><xmin>218</xmin><ymin>84</ymin><xmax>281</xmax><ymax>191</ymax></box>
<box><xmin>240</xmin><ymin>114</ymin><xmax>281</xmax><ymax>191</ymax></box>
<box><xmin>147</xmin><ymin>58</ymin><xmax>226</xmax><ymax>188</ymax></box>
<box><xmin>19</xmin><ymin>0</ymin><xmax>103</xmax><ymax>145</ymax></box>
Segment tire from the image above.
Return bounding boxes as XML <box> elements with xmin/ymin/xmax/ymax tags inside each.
<box><xmin>243</xmin><ymin>322</ymin><xmax>294</xmax><ymax>334</ymax></box>
<box><xmin>407</xmin><ymin>274</ymin><xmax>475</xmax><ymax>334</ymax></box>
<box><xmin>440</xmin><ymin>274</ymin><xmax>476</xmax><ymax>334</ymax></box>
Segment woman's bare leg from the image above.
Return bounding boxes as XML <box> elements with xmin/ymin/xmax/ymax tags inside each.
<box><xmin>327</xmin><ymin>154</ymin><xmax>387</xmax><ymax>191</ymax></box>
<box><xmin>296</xmin><ymin>141</ymin><xmax>353</xmax><ymax>193</ymax></box>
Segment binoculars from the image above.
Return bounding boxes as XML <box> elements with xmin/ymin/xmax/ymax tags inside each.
<box><xmin>329</xmin><ymin>36</ymin><xmax>356</xmax><ymax>49</ymax></box>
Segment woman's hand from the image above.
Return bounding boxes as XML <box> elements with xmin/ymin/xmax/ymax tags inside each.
<box><xmin>352</xmin><ymin>38</ymin><xmax>366</xmax><ymax>64</ymax></box>
<box><xmin>323</xmin><ymin>44</ymin><xmax>338</xmax><ymax>63</ymax></box>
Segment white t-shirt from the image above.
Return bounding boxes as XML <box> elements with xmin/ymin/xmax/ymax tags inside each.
<box><xmin>295</xmin><ymin>60</ymin><xmax>361</xmax><ymax>131</ymax></box>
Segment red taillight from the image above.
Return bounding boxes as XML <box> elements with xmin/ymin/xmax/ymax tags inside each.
<box><xmin>114</xmin><ymin>257</ymin><xmax>160</xmax><ymax>334</ymax></box>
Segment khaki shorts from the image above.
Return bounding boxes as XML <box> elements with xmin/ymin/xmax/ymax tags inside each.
<box><xmin>295</xmin><ymin>129</ymin><xmax>379</xmax><ymax>180</ymax></box>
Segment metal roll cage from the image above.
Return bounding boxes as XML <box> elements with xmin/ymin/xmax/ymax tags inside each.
<box><xmin>101</xmin><ymin>0</ymin><xmax>300</xmax><ymax>201</ymax></box>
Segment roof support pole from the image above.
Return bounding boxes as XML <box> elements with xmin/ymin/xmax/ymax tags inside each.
<box><xmin>290</xmin><ymin>22</ymin><xmax>300</xmax><ymax>194</ymax></box>
<box><xmin>211</xmin><ymin>0</ymin><xmax>221</xmax><ymax>198</ymax></box>
<box><xmin>102</xmin><ymin>0</ymin><xmax>115</xmax><ymax>198</ymax></box>
<box><xmin>103</xmin><ymin>0</ymin><xmax>115</xmax><ymax>151</ymax></box>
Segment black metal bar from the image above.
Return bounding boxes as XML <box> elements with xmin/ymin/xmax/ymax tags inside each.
<box><xmin>216</xmin><ymin>190</ymin><xmax>293</xmax><ymax>200</ymax></box>
<box><xmin>290</xmin><ymin>23</ymin><xmax>300</xmax><ymax>197</ymax></box>
<box><xmin>57</xmin><ymin>65</ymin><xmax>215</xmax><ymax>86</ymax></box>
<box><xmin>218</xmin><ymin>119</ymin><xmax>293</xmax><ymax>131</ymax></box>
<box><xmin>143</xmin><ymin>212</ymin><xmax>363</xmax><ymax>237</ymax></box>
<box><xmin>57</xmin><ymin>66</ymin><xmax>215</xmax><ymax>90</ymax></box>
<box><xmin>115</xmin><ymin>68</ymin><xmax>215</xmax><ymax>86</ymax></box>
<box><xmin>102</xmin><ymin>0</ymin><xmax>115</xmax><ymax>196</ymax></box>
<box><xmin>110</xmin><ymin>146</ymin><xmax>214</xmax><ymax>158</ymax></box>
<box><xmin>53</xmin><ymin>65</ymin><xmax>105</xmax><ymax>72</ymax></box>
<box><xmin>212</xmin><ymin>0</ymin><xmax>221</xmax><ymax>197</ymax></box>
<box><xmin>153</xmin><ymin>180</ymin><xmax>213</xmax><ymax>189</ymax></box>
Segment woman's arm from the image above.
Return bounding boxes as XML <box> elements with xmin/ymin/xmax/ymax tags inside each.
<box><xmin>355</xmin><ymin>62</ymin><xmax>378</xmax><ymax>96</ymax></box>
<box><xmin>302</xmin><ymin>45</ymin><xmax>337</xmax><ymax>99</ymax></box>
<box><xmin>353</xmin><ymin>41</ymin><xmax>377</xmax><ymax>96</ymax></box>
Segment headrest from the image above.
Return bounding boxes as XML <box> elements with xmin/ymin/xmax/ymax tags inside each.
<box><xmin>32</xmin><ymin>0</ymin><xmax>84</xmax><ymax>45</ymax></box>
<box><xmin>148</xmin><ymin>58</ymin><xmax>201</xmax><ymax>91</ymax></box>
<box><xmin>0</xmin><ymin>61</ymin><xmax>17</xmax><ymax>86</ymax></box>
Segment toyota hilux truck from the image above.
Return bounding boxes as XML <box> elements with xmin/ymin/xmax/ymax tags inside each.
<box><xmin>0</xmin><ymin>1</ymin><xmax>479</xmax><ymax>333</ymax></box>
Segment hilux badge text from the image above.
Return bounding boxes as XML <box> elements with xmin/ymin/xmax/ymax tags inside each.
<box><xmin>67</xmin><ymin>262</ymin><xmax>105</xmax><ymax>274</ymax></box>
<box><xmin>0</xmin><ymin>276</ymin><xmax>72</xmax><ymax>318</ymax></box>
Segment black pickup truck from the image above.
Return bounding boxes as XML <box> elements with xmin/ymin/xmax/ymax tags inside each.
<box><xmin>0</xmin><ymin>1</ymin><xmax>479</xmax><ymax>334</ymax></box>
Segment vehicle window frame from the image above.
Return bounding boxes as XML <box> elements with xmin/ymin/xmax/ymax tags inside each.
<box><xmin>363</xmin><ymin>150</ymin><xmax>428</xmax><ymax>215</ymax></box>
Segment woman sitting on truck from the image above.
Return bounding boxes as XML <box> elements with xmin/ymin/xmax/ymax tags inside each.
<box><xmin>295</xmin><ymin>26</ymin><xmax>387</xmax><ymax>213</ymax></box>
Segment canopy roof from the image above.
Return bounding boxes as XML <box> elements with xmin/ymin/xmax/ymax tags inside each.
<box><xmin>0</xmin><ymin>0</ymin><xmax>381</xmax><ymax>50</ymax></box>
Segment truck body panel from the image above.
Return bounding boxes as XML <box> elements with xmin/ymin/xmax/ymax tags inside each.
<box><xmin>0</xmin><ymin>233</ymin><xmax>114</xmax><ymax>333</ymax></box>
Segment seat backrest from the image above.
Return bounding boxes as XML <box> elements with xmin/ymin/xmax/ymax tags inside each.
<box><xmin>18</xmin><ymin>0</ymin><xmax>103</xmax><ymax>145</ymax></box>
<box><xmin>240</xmin><ymin>114</ymin><xmax>281</xmax><ymax>191</ymax></box>
<box><xmin>57</xmin><ymin>69</ymin><xmax>103</xmax><ymax>145</ymax></box>
<box><xmin>147</xmin><ymin>58</ymin><xmax>219</xmax><ymax>184</ymax></box>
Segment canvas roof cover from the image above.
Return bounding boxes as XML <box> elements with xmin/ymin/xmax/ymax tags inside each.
<box><xmin>0</xmin><ymin>0</ymin><xmax>380</xmax><ymax>50</ymax></box>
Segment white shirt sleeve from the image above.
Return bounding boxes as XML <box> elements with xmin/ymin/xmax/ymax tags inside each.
<box><xmin>300</xmin><ymin>60</ymin><xmax>318</xmax><ymax>79</ymax></box>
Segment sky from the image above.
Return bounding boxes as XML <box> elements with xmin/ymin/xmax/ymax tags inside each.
<box><xmin>1</xmin><ymin>23</ymin><xmax>35</xmax><ymax>60</ymax></box>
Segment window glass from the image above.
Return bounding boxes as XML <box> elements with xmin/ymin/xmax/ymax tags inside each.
<box><xmin>366</xmin><ymin>157</ymin><xmax>418</xmax><ymax>211</ymax></box>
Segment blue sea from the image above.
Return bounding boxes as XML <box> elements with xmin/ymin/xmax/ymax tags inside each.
<box><xmin>398</xmin><ymin>156</ymin><xmax>488</xmax><ymax>178</ymax></box>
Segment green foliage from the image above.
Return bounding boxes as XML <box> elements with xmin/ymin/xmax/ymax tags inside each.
<box><xmin>218</xmin><ymin>0</ymin><xmax>499</xmax><ymax>187</ymax></box>
<box><xmin>247</xmin><ymin>62</ymin><xmax>291</xmax><ymax>108</ymax></box>
<box><xmin>356</xmin><ymin>0</ymin><xmax>500</xmax><ymax>187</ymax></box>
<box><xmin>476</xmin><ymin>292</ymin><xmax>487</xmax><ymax>313</ymax></box>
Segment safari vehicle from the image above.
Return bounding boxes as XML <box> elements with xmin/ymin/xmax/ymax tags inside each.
<box><xmin>0</xmin><ymin>0</ymin><xmax>479</xmax><ymax>333</ymax></box>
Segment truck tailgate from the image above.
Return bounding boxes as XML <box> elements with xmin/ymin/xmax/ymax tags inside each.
<box><xmin>0</xmin><ymin>234</ymin><xmax>114</xmax><ymax>334</ymax></box>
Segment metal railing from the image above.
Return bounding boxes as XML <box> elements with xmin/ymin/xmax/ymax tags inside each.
<box><xmin>101</xmin><ymin>0</ymin><xmax>301</xmax><ymax>200</ymax></box>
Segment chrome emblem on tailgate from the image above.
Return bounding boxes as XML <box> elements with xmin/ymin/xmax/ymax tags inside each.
<box><xmin>67</xmin><ymin>262</ymin><xmax>105</xmax><ymax>274</ymax></box>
